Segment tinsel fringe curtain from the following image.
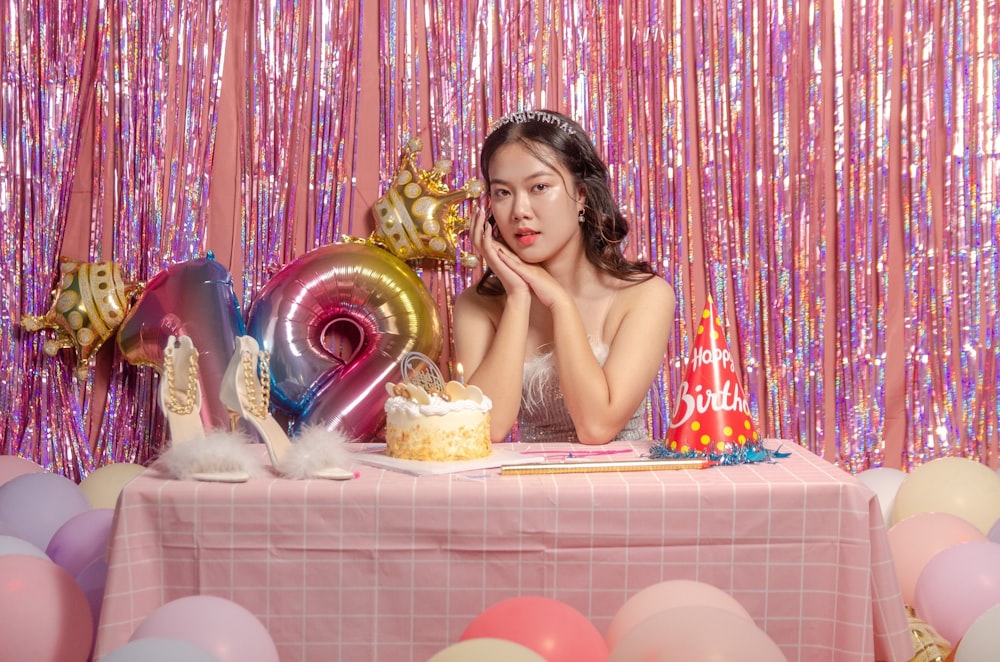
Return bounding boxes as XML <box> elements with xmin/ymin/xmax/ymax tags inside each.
<box><xmin>1</xmin><ymin>0</ymin><xmax>997</xmax><ymax>480</ymax></box>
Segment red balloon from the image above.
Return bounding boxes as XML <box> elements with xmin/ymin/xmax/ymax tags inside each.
<box><xmin>460</xmin><ymin>596</ymin><xmax>608</xmax><ymax>662</ymax></box>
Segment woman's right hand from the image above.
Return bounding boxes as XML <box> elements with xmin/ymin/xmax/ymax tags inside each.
<box><xmin>471</xmin><ymin>205</ymin><xmax>529</xmax><ymax>297</ymax></box>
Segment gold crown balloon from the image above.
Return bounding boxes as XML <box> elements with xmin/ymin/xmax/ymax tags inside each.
<box><xmin>21</xmin><ymin>258</ymin><xmax>141</xmax><ymax>380</ymax></box>
<box><xmin>369</xmin><ymin>138</ymin><xmax>483</xmax><ymax>266</ymax></box>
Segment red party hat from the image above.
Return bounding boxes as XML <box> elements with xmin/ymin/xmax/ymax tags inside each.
<box><xmin>664</xmin><ymin>296</ymin><xmax>760</xmax><ymax>457</ymax></box>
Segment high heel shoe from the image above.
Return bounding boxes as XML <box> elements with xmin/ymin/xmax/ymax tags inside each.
<box><xmin>155</xmin><ymin>334</ymin><xmax>253</xmax><ymax>483</ymax></box>
<box><xmin>158</xmin><ymin>335</ymin><xmax>204</xmax><ymax>446</ymax></box>
<box><xmin>220</xmin><ymin>335</ymin><xmax>354</xmax><ymax>480</ymax></box>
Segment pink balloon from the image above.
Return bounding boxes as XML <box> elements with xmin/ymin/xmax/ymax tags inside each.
<box><xmin>117</xmin><ymin>256</ymin><xmax>244</xmax><ymax>432</ymax></box>
<box><xmin>0</xmin><ymin>554</ymin><xmax>94</xmax><ymax>662</ymax></box>
<box><xmin>46</xmin><ymin>508</ymin><xmax>115</xmax><ymax>577</ymax></box>
<box><xmin>605</xmin><ymin>579</ymin><xmax>753</xmax><ymax>650</ymax></box>
<box><xmin>460</xmin><ymin>596</ymin><xmax>608</xmax><ymax>662</ymax></box>
<box><xmin>913</xmin><ymin>540</ymin><xmax>1000</xmax><ymax>646</ymax></box>
<box><xmin>131</xmin><ymin>595</ymin><xmax>278</xmax><ymax>662</ymax></box>
<box><xmin>609</xmin><ymin>605</ymin><xmax>785</xmax><ymax>662</ymax></box>
<box><xmin>246</xmin><ymin>242</ymin><xmax>442</xmax><ymax>440</ymax></box>
<box><xmin>0</xmin><ymin>471</ymin><xmax>92</xmax><ymax>550</ymax></box>
<box><xmin>888</xmin><ymin>512</ymin><xmax>986</xmax><ymax>605</ymax></box>
<box><xmin>0</xmin><ymin>454</ymin><xmax>45</xmax><ymax>487</ymax></box>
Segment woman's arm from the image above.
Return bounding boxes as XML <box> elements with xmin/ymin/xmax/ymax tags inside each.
<box><xmin>453</xmin><ymin>207</ymin><xmax>533</xmax><ymax>442</ymax></box>
<box><xmin>552</xmin><ymin>276</ymin><xmax>675</xmax><ymax>444</ymax></box>
<box><xmin>453</xmin><ymin>287</ymin><xmax>530</xmax><ymax>442</ymax></box>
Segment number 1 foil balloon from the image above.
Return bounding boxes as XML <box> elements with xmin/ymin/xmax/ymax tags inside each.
<box><xmin>21</xmin><ymin>258</ymin><xmax>141</xmax><ymax>380</ymax></box>
<box><xmin>246</xmin><ymin>241</ymin><xmax>442</xmax><ymax>441</ymax></box>
<box><xmin>116</xmin><ymin>254</ymin><xmax>245</xmax><ymax>432</ymax></box>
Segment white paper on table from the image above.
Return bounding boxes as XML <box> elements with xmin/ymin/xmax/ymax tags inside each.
<box><xmin>349</xmin><ymin>444</ymin><xmax>536</xmax><ymax>476</ymax></box>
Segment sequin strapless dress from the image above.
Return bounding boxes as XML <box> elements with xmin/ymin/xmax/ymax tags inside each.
<box><xmin>517</xmin><ymin>342</ymin><xmax>647</xmax><ymax>443</ymax></box>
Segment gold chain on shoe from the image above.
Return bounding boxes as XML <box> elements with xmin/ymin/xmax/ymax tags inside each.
<box><xmin>241</xmin><ymin>348</ymin><xmax>272</xmax><ymax>419</ymax></box>
<box><xmin>163</xmin><ymin>344</ymin><xmax>199</xmax><ymax>415</ymax></box>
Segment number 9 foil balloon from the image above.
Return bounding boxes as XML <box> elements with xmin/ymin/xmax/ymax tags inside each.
<box><xmin>246</xmin><ymin>241</ymin><xmax>442</xmax><ymax>441</ymax></box>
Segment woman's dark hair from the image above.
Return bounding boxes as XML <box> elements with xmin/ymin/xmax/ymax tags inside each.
<box><xmin>475</xmin><ymin>109</ymin><xmax>655</xmax><ymax>296</ymax></box>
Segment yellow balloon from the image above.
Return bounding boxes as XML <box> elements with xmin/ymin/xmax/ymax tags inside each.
<box><xmin>79</xmin><ymin>462</ymin><xmax>147</xmax><ymax>509</ymax></box>
<box><xmin>891</xmin><ymin>457</ymin><xmax>1000</xmax><ymax>534</ymax></box>
<box><xmin>427</xmin><ymin>639</ymin><xmax>546</xmax><ymax>662</ymax></box>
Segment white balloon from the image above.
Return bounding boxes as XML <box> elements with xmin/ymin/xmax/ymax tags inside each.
<box><xmin>0</xmin><ymin>534</ymin><xmax>49</xmax><ymax>560</ymax></box>
<box><xmin>955</xmin><ymin>603</ymin><xmax>1000</xmax><ymax>662</ymax></box>
<box><xmin>855</xmin><ymin>466</ymin><xmax>907</xmax><ymax>526</ymax></box>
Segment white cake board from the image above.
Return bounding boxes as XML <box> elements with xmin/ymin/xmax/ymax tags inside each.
<box><xmin>349</xmin><ymin>444</ymin><xmax>536</xmax><ymax>477</ymax></box>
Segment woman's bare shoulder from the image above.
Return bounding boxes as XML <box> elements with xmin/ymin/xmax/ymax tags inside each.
<box><xmin>455</xmin><ymin>283</ymin><xmax>505</xmax><ymax>318</ymax></box>
<box><xmin>619</xmin><ymin>274</ymin><xmax>675</xmax><ymax>307</ymax></box>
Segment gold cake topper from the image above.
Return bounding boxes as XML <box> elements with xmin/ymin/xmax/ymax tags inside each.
<box><xmin>387</xmin><ymin>351</ymin><xmax>485</xmax><ymax>404</ymax></box>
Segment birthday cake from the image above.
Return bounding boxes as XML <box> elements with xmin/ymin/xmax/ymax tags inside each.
<box><xmin>383</xmin><ymin>353</ymin><xmax>492</xmax><ymax>461</ymax></box>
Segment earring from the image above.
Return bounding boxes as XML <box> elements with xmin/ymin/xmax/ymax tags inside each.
<box><xmin>578</xmin><ymin>209</ymin><xmax>585</xmax><ymax>223</ymax></box>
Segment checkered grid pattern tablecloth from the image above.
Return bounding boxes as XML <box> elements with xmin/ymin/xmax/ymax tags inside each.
<box><xmin>93</xmin><ymin>440</ymin><xmax>912</xmax><ymax>661</ymax></box>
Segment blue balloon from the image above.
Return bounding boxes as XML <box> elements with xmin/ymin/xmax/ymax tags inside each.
<box><xmin>101</xmin><ymin>637</ymin><xmax>221</xmax><ymax>662</ymax></box>
<box><xmin>0</xmin><ymin>472</ymin><xmax>91</xmax><ymax>550</ymax></box>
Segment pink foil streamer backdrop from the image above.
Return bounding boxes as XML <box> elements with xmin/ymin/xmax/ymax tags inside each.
<box><xmin>0</xmin><ymin>0</ymin><xmax>998</xmax><ymax>477</ymax></box>
<box><xmin>1</xmin><ymin>0</ymin><xmax>96</xmax><ymax>480</ymax></box>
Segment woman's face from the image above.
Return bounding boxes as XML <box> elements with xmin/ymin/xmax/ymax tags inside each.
<box><xmin>485</xmin><ymin>142</ymin><xmax>584</xmax><ymax>264</ymax></box>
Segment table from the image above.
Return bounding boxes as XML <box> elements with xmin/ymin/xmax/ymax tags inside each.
<box><xmin>94</xmin><ymin>440</ymin><xmax>913</xmax><ymax>661</ymax></box>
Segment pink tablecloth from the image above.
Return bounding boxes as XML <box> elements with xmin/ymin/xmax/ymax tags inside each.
<box><xmin>94</xmin><ymin>440</ymin><xmax>912</xmax><ymax>661</ymax></box>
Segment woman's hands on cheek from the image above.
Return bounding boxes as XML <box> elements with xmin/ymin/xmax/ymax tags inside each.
<box><xmin>495</xmin><ymin>247</ymin><xmax>566</xmax><ymax>309</ymax></box>
<box><xmin>473</xmin><ymin>207</ymin><xmax>529</xmax><ymax>296</ymax></box>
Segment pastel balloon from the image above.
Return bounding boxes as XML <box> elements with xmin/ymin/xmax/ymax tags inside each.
<box><xmin>605</xmin><ymin>579</ymin><xmax>753</xmax><ymax>650</ymax></box>
<box><xmin>427</xmin><ymin>638</ymin><xmax>547</xmax><ymax>662</ymax></box>
<box><xmin>854</xmin><ymin>466</ymin><xmax>907</xmax><ymax>526</ymax></box>
<box><xmin>79</xmin><ymin>463</ymin><xmax>146</xmax><ymax>509</ymax></box>
<box><xmin>0</xmin><ymin>471</ymin><xmax>92</xmax><ymax>550</ymax></box>
<box><xmin>0</xmin><ymin>554</ymin><xmax>94</xmax><ymax>662</ymax></box>
<box><xmin>913</xmin><ymin>540</ymin><xmax>1000</xmax><ymax>646</ymax></box>
<box><xmin>989</xmin><ymin>517</ymin><xmax>1000</xmax><ymax>544</ymax></box>
<box><xmin>46</xmin><ymin>508</ymin><xmax>115</xmax><ymax>578</ymax></box>
<box><xmin>955</xmin><ymin>604</ymin><xmax>1000</xmax><ymax>662</ymax></box>
<box><xmin>609</xmin><ymin>605</ymin><xmax>785</xmax><ymax>662</ymax></box>
<box><xmin>892</xmin><ymin>457</ymin><xmax>1000</xmax><ymax>533</ymax></box>
<box><xmin>20</xmin><ymin>258</ymin><xmax>138</xmax><ymax>380</ymax></box>
<box><xmin>887</xmin><ymin>512</ymin><xmax>986</xmax><ymax>605</ymax></box>
<box><xmin>246</xmin><ymin>242</ymin><xmax>442</xmax><ymax>441</ymax></box>
<box><xmin>459</xmin><ymin>596</ymin><xmax>608</xmax><ymax>662</ymax></box>
<box><xmin>0</xmin><ymin>534</ymin><xmax>49</xmax><ymax>560</ymax></box>
<box><xmin>130</xmin><ymin>595</ymin><xmax>278</xmax><ymax>662</ymax></box>
<box><xmin>117</xmin><ymin>255</ymin><xmax>244</xmax><ymax>432</ymax></box>
<box><xmin>101</xmin><ymin>637</ymin><xmax>221</xmax><ymax>662</ymax></box>
<box><xmin>76</xmin><ymin>556</ymin><xmax>109</xmax><ymax>645</ymax></box>
<box><xmin>0</xmin><ymin>453</ymin><xmax>45</xmax><ymax>487</ymax></box>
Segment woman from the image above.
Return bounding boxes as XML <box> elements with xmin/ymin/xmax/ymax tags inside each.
<box><xmin>454</xmin><ymin>110</ymin><xmax>675</xmax><ymax>444</ymax></box>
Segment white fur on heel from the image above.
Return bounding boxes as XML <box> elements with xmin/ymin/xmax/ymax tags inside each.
<box><xmin>154</xmin><ymin>431</ymin><xmax>263</xmax><ymax>482</ymax></box>
<box><xmin>277</xmin><ymin>426</ymin><xmax>357</xmax><ymax>480</ymax></box>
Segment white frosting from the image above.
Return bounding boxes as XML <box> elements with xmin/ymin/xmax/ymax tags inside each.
<box><xmin>385</xmin><ymin>392</ymin><xmax>493</xmax><ymax>416</ymax></box>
